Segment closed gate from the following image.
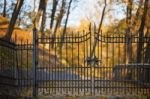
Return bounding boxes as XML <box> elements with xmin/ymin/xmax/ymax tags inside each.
<box><xmin>32</xmin><ymin>28</ymin><xmax>150</xmax><ymax>96</ymax></box>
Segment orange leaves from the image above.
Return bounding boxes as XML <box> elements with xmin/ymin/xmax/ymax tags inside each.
<box><xmin>0</xmin><ymin>16</ymin><xmax>32</xmax><ymax>44</ymax></box>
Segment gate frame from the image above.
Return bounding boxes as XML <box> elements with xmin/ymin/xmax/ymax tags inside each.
<box><xmin>32</xmin><ymin>27</ymin><xmax>150</xmax><ymax>96</ymax></box>
<box><xmin>32</xmin><ymin>27</ymin><xmax>38</xmax><ymax>98</ymax></box>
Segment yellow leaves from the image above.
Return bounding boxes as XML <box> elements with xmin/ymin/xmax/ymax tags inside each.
<box><xmin>78</xmin><ymin>18</ymin><xmax>91</xmax><ymax>32</ymax></box>
<box><xmin>0</xmin><ymin>16</ymin><xmax>32</xmax><ymax>43</ymax></box>
<box><xmin>0</xmin><ymin>16</ymin><xmax>9</xmax><ymax>23</ymax></box>
<box><xmin>61</xmin><ymin>59</ymin><xmax>68</xmax><ymax>66</ymax></box>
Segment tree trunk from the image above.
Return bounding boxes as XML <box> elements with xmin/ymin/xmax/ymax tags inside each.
<box><xmin>51</xmin><ymin>0</ymin><xmax>66</xmax><ymax>48</ymax></box>
<box><xmin>144</xmin><ymin>28</ymin><xmax>150</xmax><ymax>63</ymax></box>
<box><xmin>50</xmin><ymin>0</ymin><xmax>58</xmax><ymax>30</ymax></box>
<box><xmin>33</xmin><ymin>0</ymin><xmax>47</xmax><ymax>39</ymax></box>
<box><xmin>91</xmin><ymin>0</ymin><xmax>107</xmax><ymax>58</ymax></box>
<box><xmin>32</xmin><ymin>0</ymin><xmax>36</xmax><ymax>28</ymax></box>
<box><xmin>3</xmin><ymin>0</ymin><xmax>6</xmax><ymax>17</ymax></box>
<box><xmin>40</xmin><ymin>0</ymin><xmax>47</xmax><ymax>38</ymax></box>
<box><xmin>34</xmin><ymin>0</ymin><xmax>43</xmax><ymax>29</ymax></box>
<box><xmin>3</xmin><ymin>0</ymin><xmax>24</xmax><ymax>41</ymax></box>
<box><xmin>59</xmin><ymin>0</ymin><xmax>73</xmax><ymax>49</ymax></box>
<box><xmin>132</xmin><ymin>0</ymin><xmax>143</xmax><ymax>35</ymax></box>
<box><xmin>144</xmin><ymin>39</ymin><xmax>150</xmax><ymax>63</ymax></box>
<box><xmin>137</xmin><ymin>0</ymin><xmax>149</xmax><ymax>63</ymax></box>
<box><xmin>126</xmin><ymin>0</ymin><xmax>133</xmax><ymax>63</ymax></box>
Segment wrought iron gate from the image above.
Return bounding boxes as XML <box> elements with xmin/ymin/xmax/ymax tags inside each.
<box><xmin>33</xmin><ymin>28</ymin><xmax>150</xmax><ymax>96</ymax></box>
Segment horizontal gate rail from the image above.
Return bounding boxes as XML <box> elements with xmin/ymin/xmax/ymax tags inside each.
<box><xmin>95</xmin><ymin>32</ymin><xmax>150</xmax><ymax>43</ymax></box>
<box><xmin>38</xmin><ymin>32</ymin><xmax>91</xmax><ymax>43</ymax></box>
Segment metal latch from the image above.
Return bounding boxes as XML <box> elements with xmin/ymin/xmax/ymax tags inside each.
<box><xmin>85</xmin><ymin>56</ymin><xmax>101</xmax><ymax>66</ymax></box>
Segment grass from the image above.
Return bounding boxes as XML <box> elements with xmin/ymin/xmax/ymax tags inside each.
<box><xmin>36</xmin><ymin>80</ymin><xmax>150</xmax><ymax>96</ymax></box>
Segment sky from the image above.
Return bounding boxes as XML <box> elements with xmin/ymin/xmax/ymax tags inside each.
<box><xmin>64</xmin><ymin>0</ymin><xmax>126</xmax><ymax>26</ymax></box>
<box><xmin>0</xmin><ymin>0</ymin><xmax>126</xmax><ymax>27</ymax></box>
<box><xmin>25</xmin><ymin>0</ymin><xmax>126</xmax><ymax>26</ymax></box>
<box><xmin>67</xmin><ymin>0</ymin><xmax>98</xmax><ymax>26</ymax></box>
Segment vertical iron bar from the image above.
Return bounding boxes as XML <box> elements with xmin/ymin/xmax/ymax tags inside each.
<box><xmin>86</xmin><ymin>32</ymin><xmax>88</xmax><ymax>93</ymax></box>
<box><xmin>118</xmin><ymin>34</ymin><xmax>120</xmax><ymax>65</ymax></box>
<box><xmin>42</xmin><ymin>40</ymin><xmax>45</xmax><ymax>94</ymax></box>
<box><xmin>131</xmin><ymin>34</ymin><xmax>133</xmax><ymax>94</ymax></box>
<box><xmin>124</xmin><ymin>35</ymin><xmax>127</xmax><ymax>94</ymax></box>
<box><xmin>23</xmin><ymin>41</ymin><xmax>26</xmax><ymax>89</ymax></box>
<box><xmin>61</xmin><ymin>35</ymin><xmax>63</xmax><ymax>94</ymax></box>
<box><xmin>54</xmin><ymin>36</ymin><xmax>57</xmax><ymax>94</ymax></box>
<box><xmin>89</xmin><ymin>27</ymin><xmax>92</xmax><ymax>95</ymax></box>
<box><xmin>100</xmin><ymin>31</ymin><xmax>103</xmax><ymax>94</ymax></box>
<box><xmin>0</xmin><ymin>45</ymin><xmax>1</xmax><ymax>70</ymax></box>
<box><xmin>97</xmin><ymin>32</ymin><xmax>100</xmax><ymax>94</ymax></box>
<box><xmin>93</xmin><ymin>31</ymin><xmax>96</xmax><ymax>95</ymax></box>
<box><xmin>51</xmin><ymin>38</ymin><xmax>53</xmax><ymax>94</ymax></box>
<box><xmin>66</xmin><ymin>33</ymin><xmax>68</xmax><ymax>94</ymax></box>
<box><xmin>142</xmin><ymin>40</ymin><xmax>144</xmax><ymax>95</ymax></box>
<box><xmin>48</xmin><ymin>37</ymin><xmax>50</xmax><ymax>94</ymax></box>
<box><xmin>15</xmin><ymin>43</ymin><xmax>19</xmax><ymax>92</ymax></box>
<box><xmin>83</xmin><ymin>30</ymin><xmax>86</xmax><ymax>95</ymax></box>
<box><xmin>106</xmin><ymin>32</ymin><xmax>108</xmax><ymax>94</ymax></box>
<box><xmin>81</xmin><ymin>33</ymin><xmax>83</xmax><ymax>93</ymax></box>
<box><xmin>27</xmin><ymin>40</ymin><xmax>29</xmax><ymax>88</ymax></box>
<box><xmin>112</xmin><ymin>33</ymin><xmax>114</xmax><ymax>94</ymax></box>
<box><xmin>32</xmin><ymin>27</ymin><xmax>37</xmax><ymax>98</ymax></box>
<box><xmin>74</xmin><ymin>33</ymin><xmax>77</xmax><ymax>93</ymax></box>
<box><xmin>72</xmin><ymin>33</ymin><xmax>73</xmax><ymax>93</ymax></box>
<box><xmin>78</xmin><ymin>32</ymin><xmax>80</xmax><ymax>95</ymax></box>
<box><xmin>21</xmin><ymin>39</ymin><xmax>23</xmax><ymax>90</ymax></box>
<box><xmin>57</xmin><ymin>36</ymin><xmax>60</xmax><ymax>93</ymax></box>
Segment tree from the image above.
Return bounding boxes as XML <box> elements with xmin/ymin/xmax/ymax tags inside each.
<box><xmin>144</xmin><ymin>27</ymin><xmax>150</xmax><ymax>63</ymax></box>
<box><xmin>131</xmin><ymin>0</ymin><xmax>143</xmax><ymax>34</ymax></box>
<box><xmin>34</xmin><ymin>0</ymin><xmax>48</xmax><ymax>38</ymax></box>
<box><xmin>3</xmin><ymin>0</ymin><xmax>24</xmax><ymax>41</ymax></box>
<box><xmin>3</xmin><ymin>0</ymin><xmax>6</xmax><ymax>17</ymax></box>
<box><xmin>126</xmin><ymin>0</ymin><xmax>133</xmax><ymax>63</ymax></box>
<box><xmin>137</xmin><ymin>0</ymin><xmax>149</xmax><ymax>63</ymax></box>
<box><xmin>50</xmin><ymin>0</ymin><xmax>58</xmax><ymax>30</ymax></box>
<box><xmin>59</xmin><ymin>0</ymin><xmax>73</xmax><ymax>48</ymax></box>
<box><xmin>51</xmin><ymin>0</ymin><xmax>66</xmax><ymax>48</ymax></box>
<box><xmin>91</xmin><ymin>0</ymin><xmax>107</xmax><ymax>58</ymax></box>
<box><xmin>40</xmin><ymin>0</ymin><xmax>47</xmax><ymax>38</ymax></box>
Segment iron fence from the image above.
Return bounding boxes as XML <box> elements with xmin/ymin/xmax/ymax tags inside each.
<box><xmin>0</xmin><ymin>39</ymin><xmax>33</xmax><ymax>98</ymax></box>
<box><xmin>35</xmin><ymin>30</ymin><xmax>150</xmax><ymax>96</ymax></box>
<box><xmin>0</xmin><ymin>30</ymin><xmax>150</xmax><ymax>97</ymax></box>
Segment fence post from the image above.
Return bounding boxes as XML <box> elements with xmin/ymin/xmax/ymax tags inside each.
<box><xmin>32</xmin><ymin>27</ymin><xmax>37</xmax><ymax>98</ymax></box>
